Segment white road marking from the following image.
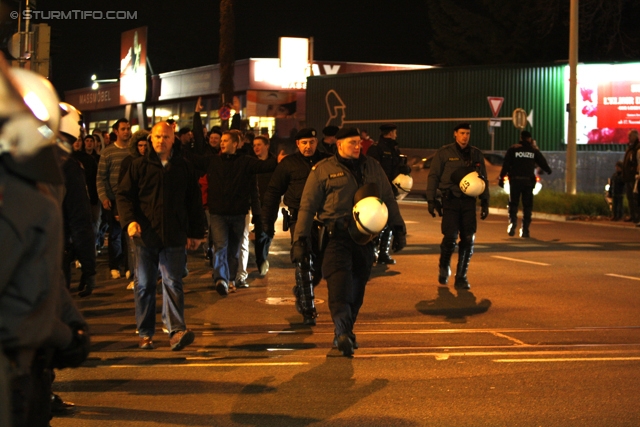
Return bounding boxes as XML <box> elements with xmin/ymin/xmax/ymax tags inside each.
<box><xmin>619</xmin><ymin>243</ymin><xmax>640</xmax><ymax>247</ymax></box>
<box><xmin>491</xmin><ymin>256</ymin><xmax>550</xmax><ymax>266</ymax></box>
<box><xmin>605</xmin><ymin>273</ymin><xmax>640</xmax><ymax>282</ymax></box>
<box><xmin>510</xmin><ymin>244</ymin><xmax>547</xmax><ymax>248</ymax></box>
<box><xmin>566</xmin><ymin>243</ymin><xmax>601</xmax><ymax>247</ymax></box>
<box><xmin>494</xmin><ymin>357</ymin><xmax>640</xmax><ymax>363</ymax></box>
<box><xmin>491</xmin><ymin>332</ymin><xmax>528</xmax><ymax>346</ymax></box>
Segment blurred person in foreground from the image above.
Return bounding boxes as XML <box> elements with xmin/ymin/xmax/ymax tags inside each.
<box><xmin>0</xmin><ymin>58</ymin><xmax>89</xmax><ymax>427</ymax></box>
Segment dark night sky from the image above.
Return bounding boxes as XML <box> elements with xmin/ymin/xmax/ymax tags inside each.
<box><xmin>7</xmin><ymin>0</ymin><xmax>433</xmax><ymax>96</ymax></box>
<box><xmin>1</xmin><ymin>0</ymin><xmax>638</xmax><ymax>97</ymax></box>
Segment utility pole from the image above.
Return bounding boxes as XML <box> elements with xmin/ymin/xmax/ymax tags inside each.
<box><xmin>566</xmin><ymin>0</ymin><xmax>578</xmax><ymax>194</ymax></box>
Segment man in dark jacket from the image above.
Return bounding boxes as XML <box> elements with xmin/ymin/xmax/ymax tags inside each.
<box><xmin>292</xmin><ymin>127</ymin><xmax>407</xmax><ymax>355</ymax></box>
<box><xmin>426</xmin><ymin>123</ymin><xmax>489</xmax><ymax>290</ymax></box>
<box><xmin>367</xmin><ymin>123</ymin><xmax>412</xmax><ymax>265</ymax></box>
<box><xmin>498</xmin><ymin>130</ymin><xmax>552</xmax><ymax>237</ymax></box>
<box><xmin>191</xmin><ymin>130</ymin><xmax>277</xmax><ymax>296</ymax></box>
<box><xmin>117</xmin><ymin>122</ymin><xmax>204</xmax><ymax>351</ymax></box>
<box><xmin>261</xmin><ymin>128</ymin><xmax>330</xmax><ymax>325</ymax></box>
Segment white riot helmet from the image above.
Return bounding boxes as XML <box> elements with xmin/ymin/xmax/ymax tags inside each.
<box><xmin>459</xmin><ymin>171</ymin><xmax>486</xmax><ymax>197</ymax></box>
<box><xmin>348</xmin><ymin>183</ymin><xmax>389</xmax><ymax>245</ymax></box>
<box><xmin>59</xmin><ymin>102</ymin><xmax>84</xmax><ymax>142</ymax></box>
<box><xmin>0</xmin><ymin>62</ymin><xmax>61</xmax><ymax>161</ymax></box>
<box><xmin>392</xmin><ymin>173</ymin><xmax>413</xmax><ymax>200</ymax></box>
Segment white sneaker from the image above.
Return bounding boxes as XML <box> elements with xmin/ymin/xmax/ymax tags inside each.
<box><xmin>110</xmin><ymin>269</ymin><xmax>121</xmax><ymax>279</ymax></box>
<box><xmin>259</xmin><ymin>260</ymin><xmax>269</xmax><ymax>277</ymax></box>
<box><xmin>127</xmin><ymin>281</ymin><xmax>134</xmax><ymax>290</ymax></box>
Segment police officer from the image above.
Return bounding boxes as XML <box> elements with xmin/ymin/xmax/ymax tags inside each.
<box><xmin>318</xmin><ymin>125</ymin><xmax>339</xmax><ymax>154</ymax></box>
<box><xmin>261</xmin><ymin>128</ymin><xmax>330</xmax><ymax>325</ymax></box>
<box><xmin>426</xmin><ymin>123</ymin><xmax>489</xmax><ymax>290</ymax></box>
<box><xmin>367</xmin><ymin>123</ymin><xmax>411</xmax><ymax>265</ymax></box>
<box><xmin>293</xmin><ymin>127</ymin><xmax>407</xmax><ymax>356</ymax></box>
<box><xmin>498</xmin><ymin>130</ymin><xmax>552</xmax><ymax>237</ymax></box>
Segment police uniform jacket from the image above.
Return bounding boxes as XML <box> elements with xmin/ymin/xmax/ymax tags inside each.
<box><xmin>0</xmin><ymin>161</ymin><xmax>74</xmax><ymax>352</ymax></box>
<box><xmin>499</xmin><ymin>140</ymin><xmax>551</xmax><ymax>186</ymax></box>
<box><xmin>294</xmin><ymin>154</ymin><xmax>405</xmax><ymax>242</ymax></box>
<box><xmin>117</xmin><ymin>144</ymin><xmax>205</xmax><ymax>248</ymax></box>
<box><xmin>426</xmin><ymin>142</ymin><xmax>489</xmax><ymax>201</ymax></box>
<box><xmin>367</xmin><ymin>136</ymin><xmax>410</xmax><ymax>183</ymax></box>
<box><xmin>262</xmin><ymin>150</ymin><xmax>330</xmax><ymax>224</ymax></box>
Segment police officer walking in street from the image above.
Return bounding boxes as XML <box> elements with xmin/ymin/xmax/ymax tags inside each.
<box><xmin>426</xmin><ymin>123</ymin><xmax>489</xmax><ymax>290</ymax></box>
<box><xmin>293</xmin><ymin>127</ymin><xmax>407</xmax><ymax>356</ymax></box>
<box><xmin>367</xmin><ymin>123</ymin><xmax>412</xmax><ymax>265</ymax></box>
<box><xmin>261</xmin><ymin>128</ymin><xmax>330</xmax><ymax>325</ymax></box>
<box><xmin>498</xmin><ymin>130</ymin><xmax>552</xmax><ymax>237</ymax></box>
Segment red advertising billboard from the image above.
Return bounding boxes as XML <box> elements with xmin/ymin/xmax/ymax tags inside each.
<box><xmin>120</xmin><ymin>26</ymin><xmax>147</xmax><ymax>104</ymax></box>
<box><xmin>567</xmin><ymin>63</ymin><xmax>640</xmax><ymax>144</ymax></box>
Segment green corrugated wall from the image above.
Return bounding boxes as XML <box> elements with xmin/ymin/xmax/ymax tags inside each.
<box><xmin>306</xmin><ymin>63</ymin><xmax>566</xmax><ymax>152</ymax></box>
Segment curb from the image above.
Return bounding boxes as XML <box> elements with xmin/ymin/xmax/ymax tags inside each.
<box><xmin>400</xmin><ymin>199</ymin><xmax>639</xmax><ymax>229</ymax></box>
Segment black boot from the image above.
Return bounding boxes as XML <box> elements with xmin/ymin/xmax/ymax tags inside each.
<box><xmin>295</xmin><ymin>262</ymin><xmax>317</xmax><ymax>326</ymax></box>
<box><xmin>520</xmin><ymin>217</ymin><xmax>531</xmax><ymax>238</ymax></box>
<box><xmin>454</xmin><ymin>235</ymin><xmax>474</xmax><ymax>290</ymax></box>
<box><xmin>438</xmin><ymin>238</ymin><xmax>456</xmax><ymax>285</ymax></box>
<box><xmin>79</xmin><ymin>274</ymin><xmax>96</xmax><ymax>297</ymax></box>
<box><xmin>377</xmin><ymin>227</ymin><xmax>395</xmax><ymax>265</ymax></box>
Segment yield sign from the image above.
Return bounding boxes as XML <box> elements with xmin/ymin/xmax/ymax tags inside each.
<box><xmin>487</xmin><ymin>97</ymin><xmax>504</xmax><ymax>118</ymax></box>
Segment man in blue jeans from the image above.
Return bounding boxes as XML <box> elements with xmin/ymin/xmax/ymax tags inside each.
<box><xmin>190</xmin><ymin>130</ymin><xmax>277</xmax><ymax>295</ymax></box>
<box><xmin>118</xmin><ymin>122</ymin><xmax>204</xmax><ymax>350</ymax></box>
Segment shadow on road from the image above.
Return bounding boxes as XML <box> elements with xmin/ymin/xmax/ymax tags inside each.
<box><xmin>416</xmin><ymin>287</ymin><xmax>491</xmax><ymax>324</ymax></box>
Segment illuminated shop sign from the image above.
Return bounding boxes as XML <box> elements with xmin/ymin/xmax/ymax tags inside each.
<box><xmin>565</xmin><ymin>63</ymin><xmax>640</xmax><ymax>144</ymax></box>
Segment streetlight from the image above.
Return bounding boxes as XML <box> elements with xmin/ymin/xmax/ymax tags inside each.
<box><xmin>90</xmin><ymin>74</ymin><xmax>118</xmax><ymax>90</ymax></box>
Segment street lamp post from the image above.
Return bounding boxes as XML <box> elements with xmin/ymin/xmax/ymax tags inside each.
<box><xmin>91</xmin><ymin>74</ymin><xmax>117</xmax><ymax>90</ymax></box>
<box><xmin>566</xmin><ymin>0</ymin><xmax>578</xmax><ymax>195</ymax></box>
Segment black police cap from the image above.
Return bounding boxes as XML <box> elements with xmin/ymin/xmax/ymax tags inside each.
<box><xmin>454</xmin><ymin>123</ymin><xmax>471</xmax><ymax>131</ymax></box>
<box><xmin>379</xmin><ymin>123</ymin><xmax>397</xmax><ymax>133</ymax></box>
<box><xmin>295</xmin><ymin>128</ymin><xmax>316</xmax><ymax>140</ymax></box>
<box><xmin>335</xmin><ymin>127</ymin><xmax>361</xmax><ymax>140</ymax></box>
<box><xmin>322</xmin><ymin>125</ymin><xmax>339</xmax><ymax>136</ymax></box>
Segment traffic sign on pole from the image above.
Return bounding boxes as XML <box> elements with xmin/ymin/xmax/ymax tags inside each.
<box><xmin>487</xmin><ymin>97</ymin><xmax>504</xmax><ymax>118</ymax></box>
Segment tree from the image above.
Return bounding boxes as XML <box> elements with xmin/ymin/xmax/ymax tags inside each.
<box><xmin>219</xmin><ymin>0</ymin><xmax>235</xmax><ymax>130</ymax></box>
<box><xmin>427</xmin><ymin>0</ymin><xmax>640</xmax><ymax>66</ymax></box>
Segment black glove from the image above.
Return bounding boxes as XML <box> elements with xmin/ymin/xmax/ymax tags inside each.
<box><xmin>480</xmin><ymin>199</ymin><xmax>489</xmax><ymax>220</ymax></box>
<box><xmin>498</xmin><ymin>177</ymin><xmax>504</xmax><ymax>188</ymax></box>
<box><xmin>392</xmin><ymin>225</ymin><xmax>407</xmax><ymax>252</ymax></box>
<box><xmin>52</xmin><ymin>324</ymin><xmax>90</xmax><ymax>369</ymax></box>
<box><xmin>399</xmin><ymin>165</ymin><xmax>411</xmax><ymax>175</ymax></box>
<box><xmin>427</xmin><ymin>201</ymin><xmax>436</xmax><ymax>218</ymax></box>
<box><xmin>290</xmin><ymin>237</ymin><xmax>311</xmax><ymax>264</ymax></box>
<box><xmin>434</xmin><ymin>199</ymin><xmax>443</xmax><ymax>217</ymax></box>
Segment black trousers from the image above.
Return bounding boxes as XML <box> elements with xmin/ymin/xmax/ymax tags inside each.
<box><xmin>441</xmin><ymin>196</ymin><xmax>477</xmax><ymax>242</ymax></box>
<box><xmin>322</xmin><ymin>234</ymin><xmax>374</xmax><ymax>338</ymax></box>
<box><xmin>508</xmin><ymin>181</ymin><xmax>534</xmax><ymax>228</ymax></box>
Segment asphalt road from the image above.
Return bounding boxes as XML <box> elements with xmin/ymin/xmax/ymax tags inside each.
<box><xmin>52</xmin><ymin>202</ymin><xmax>640</xmax><ymax>427</ymax></box>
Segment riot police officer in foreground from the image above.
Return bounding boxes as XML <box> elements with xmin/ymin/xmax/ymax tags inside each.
<box><xmin>498</xmin><ymin>130</ymin><xmax>552</xmax><ymax>237</ymax></box>
<box><xmin>367</xmin><ymin>123</ymin><xmax>412</xmax><ymax>265</ymax></box>
<box><xmin>261</xmin><ymin>128</ymin><xmax>330</xmax><ymax>325</ymax></box>
<box><xmin>293</xmin><ymin>127</ymin><xmax>406</xmax><ymax>356</ymax></box>
<box><xmin>426</xmin><ymin>123</ymin><xmax>489</xmax><ymax>290</ymax></box>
